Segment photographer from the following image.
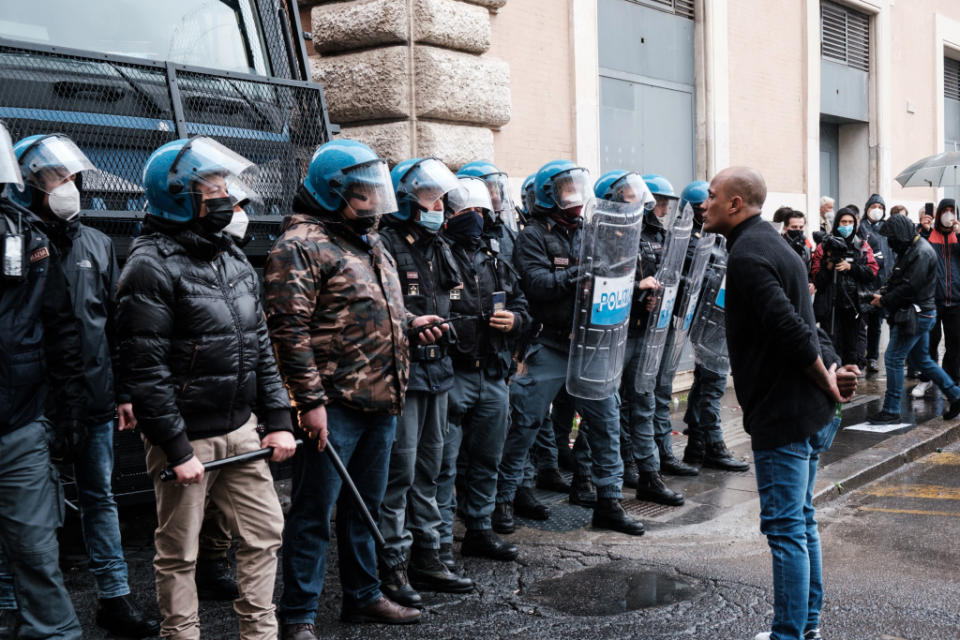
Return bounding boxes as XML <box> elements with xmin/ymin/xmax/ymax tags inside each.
<box><xmin>811</xmin><ymin>207</ymin><xmax>879</xmax><ymax>365</ymax></box>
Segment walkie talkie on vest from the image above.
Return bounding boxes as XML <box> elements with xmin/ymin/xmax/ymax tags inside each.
<box><xmin>2</xmin><ymin>210</ymin><xmax>26</xmax><ymax>283</ymax></box>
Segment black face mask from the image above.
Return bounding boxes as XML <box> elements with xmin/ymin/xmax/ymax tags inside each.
<box><xmin>786</xmin><ymin>229</ymin><xmax>805</xmax><ymax>244</ymax></box>
<box><xmin>446</xmin><ymin>211</ymin><xmax>484</xmax><ymax>238</ymax></box>
<box><xmin>198</xmin><ymin>197</ymin><xmax>234</xmax><ymax>233</ymax></box>
<box><xmin>344</xmin><ymin>216</ymin><xmax>376</xmax><ymax>236</ymax></box>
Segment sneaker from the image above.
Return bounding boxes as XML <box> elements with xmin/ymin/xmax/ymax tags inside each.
<box><xmin>867</xmin><ymin>358</ymin><xmax>880</xmax><ymax>373</ymax></box>
<box><xmin>867</xmin><ymin>411</ymin><xmax>900</xmax><ymax>425</ymax></box>
<box><xmin>804</xmin><ymin>629</ymin><xmax>823</xmax><ymax>640</ymax></box>
<box><xmin>911</xmin><ymin>380</ymin><xmax>933</xmax><ymax>398</ymax></box>
<box><xmin>753</xmin><ymin>633</ymin><xmax>771</xmax><ymax>640</ymax></box>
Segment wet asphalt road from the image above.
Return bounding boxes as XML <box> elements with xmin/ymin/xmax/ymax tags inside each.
<box><xmin>35</xmin><ymin>379</ymin><xmax>960</xmax><ymax>639</ymax></box>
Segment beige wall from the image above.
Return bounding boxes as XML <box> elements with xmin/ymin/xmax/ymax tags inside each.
<box><xmin>489</xmin><ymin>0</ymin><xmax>576</xmax><ymax>179</ymax></box>
<box><xmin>726</xmin><ymin>0</ymin><xmax>807</xmax><ymax>196</ymax></box>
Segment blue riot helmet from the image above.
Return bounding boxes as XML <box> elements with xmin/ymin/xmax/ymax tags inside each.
<box><xmin>535</xmin><ymin>159</ymin><xmax>591</xmax><ymax>211</ymax></box>
<box><xmin>457</xmin><ymin>160</ymin><xmax>515</xmax><ymax>219</ymax></box>
<box><xmin>0</xmin><ymin>123</ymin><xmax>23</xmax><ymax>191</ymax></box>
<box><xmin>304</xmin><ymin>139</ymin><xmax>396</xmax><ymax>217</ymax></box>
<box><xmin>642</xmin><ymin>173</ymin><xmax>679</xmax><ymax>228</ymax></box>
<box><xmin>594</xmin><ymin>170</ymin><xmax>656</xmax><ymax>211</ymax></box>
<box><xmin>11</xmin><ymin>133</ymin><xmax>95</xmax><ymax>219</ymax></box>
<box><xmin>521</xmin><ymin>173</ymin><xmax>536</xmax><ymax>214</ymax></box>
<box><xmin>392</xmin><ymin>157</ymin><xmax>461</xmax><ymax>222</ymax></box>
<box><xmin>143</xmin><ymin>137</ymin><xmax>258</xmax><ymax>223</ymax></box>
<box><xmin>679</xmin><ymin>179</ymin><xmax>709</xmax><ymax>225</ymax></box>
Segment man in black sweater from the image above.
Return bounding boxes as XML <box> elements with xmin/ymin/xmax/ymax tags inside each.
<box><xmin>703</xmin><ymin>167</ymin><xmax>859</xmax><ymax>640</ymax></box>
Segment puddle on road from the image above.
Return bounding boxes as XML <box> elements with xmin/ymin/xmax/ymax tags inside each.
<box><xmin>527</xmin><ymin>562</ymin><xmax>701</xmax><ymax>616</ymax></box>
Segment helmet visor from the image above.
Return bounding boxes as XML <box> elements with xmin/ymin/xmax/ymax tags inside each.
<box><xmin>612</xmin><ymin>174</ymin><xmax>656</xmax><ymax>211</ymax></box>
<box><xmin>401</xmin><ymin>158</ymin><xmax>461</xmax><ymax>210</ymax></box>
<box><xmin>172</xmin><ymin>137</ymin><xmax>259</xmax><ymax>206</ymax></box>
<box><xmin>0</xmin><ymin>124</ymin><xmax>22</xmax><ymax>188</ymax></box>
<box><xmin>226</xmin><ymin>177</ymin><xmax>263</xmax><ymax>216</ymax></box>
<box><xmin>652</xmin><ymin>194</ymin><xmax>679</xmax><ymax>228</ymax></box>
<box><xmin>483</xmin><ymin>172</ymin><xmax>514</xmax><ymax>215</ymax></box>
<box><xmin>447</xmin><ymin>177</ymin><xmax>493</xmax><ymax>217</ymax></box>
<box><xmin>552</xmin><ymin>167</ymin><xmax>592</xmax><ymax>209</ymax></box>
<box><xmin>334</xmin><ymin>159</ymin><xmax>398</xmax><ymax>218</ymax></box>
<box><xmin>20</xmin><ymin>135</ymin><xmax>95</xmax><ymax>193</ymax></box>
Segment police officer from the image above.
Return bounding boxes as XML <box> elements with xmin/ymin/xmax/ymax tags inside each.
<box><xmin>675</xmin><ymin>181</ymin><xmax>750</xmax><ymax>472</ymax></box>
<box><xmin>266</xmin><ymin>140</ymin><xmax>448</xmax><ymax>637</ymax></box>
<box><xmin>594</xmin><ymin>171</ymin><xmax>687</xmax><ymax>506</ymax></box>
<box><xmin>0</xmin><ymin>133</ymin><xmax>160</xmax><ymax>637</ymax></box>
<box><xmin>0</xmin><ymin>121</ymin><xmax>86</xmax><ymax>639</ymax></box>
<box><xmin>436</xmin><ymin>176</ymin><xmax>531</xmax><ymax>562</ymax></box>
<box><xmin>493</xmin><ymin>160</ymin><xmax>645</xmax><ymax>536</ymax></box>
<box><xmin>517</xmin><ymin>173</ymin><xmax>536</xmax><ymax>227</ymax></box>
<box><xmin>457</xmin><ymin>161</ymin><xmax>518</xmax><ymax>260</ymax></box>
<box><xmin>376</xmin><ymin>157</ymin><xmax>472</xmax><ymax>607</ymax></box>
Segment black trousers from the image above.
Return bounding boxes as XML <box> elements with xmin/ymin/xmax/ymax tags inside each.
<box><xmin>929</xmin><ymin>304</ymin><xmax>960</xmax><ymax>384</ymax></box>
<box><xmin>829</xmin><ymin>307</ymin><xmax>864</xmax><ymax>366</ymax></box>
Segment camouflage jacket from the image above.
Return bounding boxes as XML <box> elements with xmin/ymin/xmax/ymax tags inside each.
<box><xmin>264</xmin><ymin>214</ymin><xmax>411</xmax><ymax>415</ymax></box>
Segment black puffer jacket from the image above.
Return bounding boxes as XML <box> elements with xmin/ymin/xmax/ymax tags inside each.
<box><xmin>880</xmin><ymin>214</ymin><xmax>937</xmax><ymax>313</ymax></box>
<box><xmin>0</xmin><ymin>199</ymin><xmax>86</xmax><ymax>436</ymax></box>
<box><xmin>117</xmin><ymin>216</ymin><xmax>292</xmax><ymax>465</ymax></box>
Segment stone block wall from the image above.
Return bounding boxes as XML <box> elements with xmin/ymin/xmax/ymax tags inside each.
<box><xmin>299</xmin><ymin>0</ymin><xmax>511</xmax><ymax>167</ymax></box>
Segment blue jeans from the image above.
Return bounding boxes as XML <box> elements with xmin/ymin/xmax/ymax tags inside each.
<box><xmin>498</xmin><ymin>344</ymin><xmax>623</xmax><ymax>502</ymax></box>
<box><xmin>0</xmin><ymin>419</ymin><xmax>82</xmax><ymax>639</ymax></box>
<box><xmin>438</xmin><ymin>371</ymin><xmax>509</xmax><ymax>541</ymax></box>
<box><xmin>882</xmin><ymin>312</ymin><xmax>960</xmax><ymax>415</ymax></box>
<box><xmin>0</xmin><ymin>420</ymin><xmax>130</xmax><ymax>605</ymax></box>
<box><xmin>683</xmin><ymin>364</ymin><xmax>728</xmax><ymax>445</ymax></box>
<box><xmin>620</xmin><ymin>337</ymin><xmax>669</xmax><ymax>472</ymax></box>
<box><xmin>279</xmin><ymin>403</ymin><xmax>396</xmax><ymax>623</ymax></box>
<box><xmin>753</xmin><ymin>417</ymin><xmax>841</xmax><ymax>640</ymax></box>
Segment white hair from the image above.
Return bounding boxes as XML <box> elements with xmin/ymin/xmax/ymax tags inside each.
<box><xmin>820</xmin><ymin>196</ymin><xmax>835</xmax><ymax>208</ymax></box>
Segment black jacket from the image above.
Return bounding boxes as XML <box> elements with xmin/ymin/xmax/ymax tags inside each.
<box><xmin>443</xmin><ymin>232</ymin><xmax>530</xmax><ymax>378</ymax></box>
<box><xmin>41</xmin><ymin>218</ymin><xmax>125</xmax><ymax>425</ymax></box>
<box><xmin>858</xmin><ymin>194</ymin><xmax>892</xmax><ymax>287</ymax></box>
<box><xmin>880</xmin><ymin>215</ymin><xmax>937</xmax><ymax>313</ymax></box>
<box><xmin>725</xmin><ymin>215</ymin><xmax>835</xmax><ymax>451</ymax></box>
<box><xmin>379</xmin><ymin>219</ymin><xmax>460</xmax><ymax>394</ymax></box>
<box><xmin>116</xmin><ymin>216</ymin><xmax>292</xmax><ymax>465</ymax></box>
<box><xmin>482</xmin><ymin>220</ymin><xmax>517</xmax><ymax>269</ymax></box>
<box><xmin>812</xmin><ymin>215</ymin><xmax>877</xmax><ymax>322</ymax></box>
<box><xmin>0</xmin><ymin>199</ymin><xmax>86</xmax><ymax>436</ymax></box>
<box><xmin>512</xmin><ymin>212</ymin><xmax>581</xmax><ymax>351</ymax></box>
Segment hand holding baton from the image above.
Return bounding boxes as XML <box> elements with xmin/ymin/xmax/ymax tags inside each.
<box><xmin>159</xmin><ymin>439</ymin><xmax>304</xmax><ymax>482</ymax></box>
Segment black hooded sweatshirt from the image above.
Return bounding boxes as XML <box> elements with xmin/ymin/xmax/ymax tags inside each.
<box><xmin>879</xmin><ymin>214</ymin><xmax>937</xmax><ymax>313</ymax></box>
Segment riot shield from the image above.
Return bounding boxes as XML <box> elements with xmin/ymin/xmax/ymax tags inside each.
<box><xmin>632</xmin><ymin>201</ymin><xmax>695</xmax><ymax>394</ymax></box>
<box><xmin>662</xmin><ymin>230</ymin><xmax>717</xmax><ymax>373</ymax></box>
<box><xmin>566</xmin><ymin>198</ymin><xmax>645</xmax><ymax>400</ymax></box>
<box><xmin>689</xmin><ymin>236</ymin><xmax>729</xmax><ymax>374</ymax></box>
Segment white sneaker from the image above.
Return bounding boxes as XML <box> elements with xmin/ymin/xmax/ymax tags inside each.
<box><xmin>912</xmin><ymin>380</ymin><xmax>933</xmax><ymax>398</ymax></box>
<box><xmin>753</xmin><ymin>633</ymin><xmax>771</xmax><ymax>640</ymax></box>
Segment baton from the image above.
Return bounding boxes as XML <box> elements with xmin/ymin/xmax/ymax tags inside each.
<box><xmin>159</xmin><ymin>438</ymin><xmax>304</xmax><ymax>482</ymax></box>
<box><xmin>324</xmin><ymin>442</ymin><xmax>387</xmax><ymax>548</ymax></box>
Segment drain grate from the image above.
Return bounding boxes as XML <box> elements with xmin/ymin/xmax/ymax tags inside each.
<box><xmin>622</xmin><ymin>499</ymin><xmax>675</xmax><ymax>519</ymax></box>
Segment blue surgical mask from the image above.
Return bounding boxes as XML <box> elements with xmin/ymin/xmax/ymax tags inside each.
<box><xmin>837</xmin><ymin>224</ymin><xmax>854</xmax><ymax>238</ymax></box>
<box><xmin>417</xmin><ymin>209</ymin><xmax>444</xmax><ymax>233</ymax></box>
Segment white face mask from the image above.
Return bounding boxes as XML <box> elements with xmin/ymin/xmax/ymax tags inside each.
<box><xmin>47</xmin><ymin>180</ymin><xmax>80</xmax><ymax>221</ymax></box>
<box><xmin>224</xmin><ymin>208</ymin><xmax>249</xmax><ymax>240</ymax></box>
<box><xmin>941</xmin><ymin>212</ymin><xmax>957</xmax><ymax>228</ymax></box>
<box><xmin>867</xmin><ymin>207</ymin><xmax>883</xmax><ymax>222</ymax></box>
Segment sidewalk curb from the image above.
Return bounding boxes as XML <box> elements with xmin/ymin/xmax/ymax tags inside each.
<box><xmin>812</xmin><ymin>419</ymin><xmax>960</xmax><ymax>506</ymax></box>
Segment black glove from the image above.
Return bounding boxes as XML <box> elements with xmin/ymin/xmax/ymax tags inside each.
<box><xmin>49</xmin><ymin>419</ymin><xmax>87</xmax><ymax>465</ymax></box>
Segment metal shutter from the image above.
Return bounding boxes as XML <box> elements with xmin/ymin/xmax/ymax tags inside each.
<box><xmin>821</xmin><ymin>1</ymin><xmax>870</xmax><ymax>72</ymax></box>
<box><xmin>630</xmin><ymin>0</ymin><xmax>695</xmax><ymax>20</ymax></box>
<box><xmin>946</xmin><ymin>57</ymin><xmax>960</xmax><ymax>101</ymax></box>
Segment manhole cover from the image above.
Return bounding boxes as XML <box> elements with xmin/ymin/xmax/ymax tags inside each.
<box><xmin>527</xmin><ymin>562</ymin><xmax>701</xmax><ymax>616</ymax></box>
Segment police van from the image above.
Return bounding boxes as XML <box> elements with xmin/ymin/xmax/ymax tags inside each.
<box><xmin>0</xmin><ymin>0</ymin><xmax>334</xmax><ymax>503</ymax></box>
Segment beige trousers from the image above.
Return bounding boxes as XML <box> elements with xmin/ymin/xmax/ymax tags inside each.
<box><xmin>146</xmin><ymin>417</ymin><xmax>283</xmax><ymax>639</ymax></box>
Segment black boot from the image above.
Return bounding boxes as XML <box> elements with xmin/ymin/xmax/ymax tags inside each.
<box><xmin>195</xmin><ymin>557</ymin><xmax>239</xmax><ymax>601</ymax></box>
<box><xmin>282</xmin><ymin>623</ymin><xmax>319</xmax><ymax>640</ymax></box>
<box><xmin>95</xmin><ymin>595</ymin><xmax>160</xmax><ymax>638</ymax></box>
<box><xmin>635</xmin><ymin>470</ymin><xmax>684</xmax><ymax>506</ymax></box>
<box><xmin>514</xmin><ymin>486</ymin><xmax>550</xmax><ymax>520</ymax></box>
<box><xmin>0</xmin><ymin>609</ymin><xmax>18</xmax><ymax>639</ymax></box>
<box><xmin>660</xmin><ymin>451</ymin><xmax>699</xmax><ymax>477</ymax></box>
<box><xmin>408</xmin><ymin>548</ymin><xmax>474</xmax><ymax>593</ymax></box>
<box><xmin>557</xmin><ymin>445</ymin><xmax>575</xmax><ymax>471</ymax></box>
<box><xmin>536</xmin><ymin>467</ymin><xmax>571</xmax><ymax>493</ymax></box>
<box><xmin>569</xmin><ymin>473</ymin><xmax>597</xmax><ymax>507</ymax></box>
<box><xmin>702</xmin><ymin>441</ymin><xmax>750</xmax><ymax>472</ymax></box>
<box><xmin>682</xmin><ymin>434</ymin><xmax>705</xmax><ymax>465</ymax></box>
<box><xmin>438</xmin><ymin>542</ymin><xmax>458</xmax><ymax>573</ymax></box>
<box><xmin>492</xmin><ymin>501</ymin><xmax>515</xmax><ymax>534</ymax></box>
<box><xmin>379</xmin><ymin>562</ymin><xmax>424</xmax><ymax>609</ymax></box>
<box><xmin>622</xmin><ymin>458</ymin><xmax>640</xmax><ymax>489</ymax></box>
<box><xmin>461</xmin><ymin>529</ymin><xmax>518</xmax><ymax>561</ymax></box>
<box><xmin>592</xmin><ymin>498</ymin><xmax>645</xmax><ymax>536</ymax></box>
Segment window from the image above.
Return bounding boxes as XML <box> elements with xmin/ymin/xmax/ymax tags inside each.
<box><xmin>821</xmin><ymin>1</ymin><xmax>870</xmax><ymax>72</ymax></box>
<box><xmin>629</xmin><ymin>0</ymin><xmax>695</xmax><ymax>21</ymax></box>
<box><xmin>0</xmin><ymin>0</ymin><xmax>270</xmax><ymax>76</ymax></box>
<box><xmin>946</xmin><ymin>57</ymin><xmax>960</xmax><ymax>102</ymax></box>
